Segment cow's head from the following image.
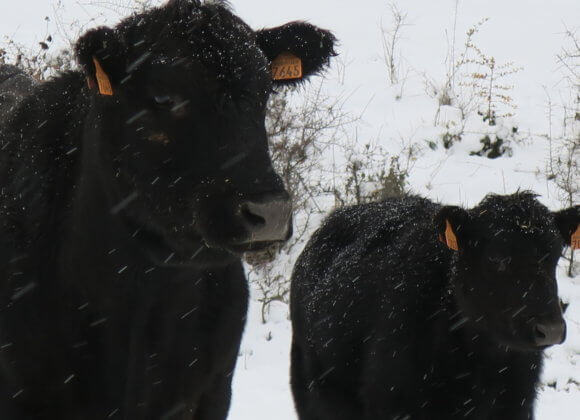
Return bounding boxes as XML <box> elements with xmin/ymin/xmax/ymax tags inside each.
<box><xmin>434</xmin><ymin>192</ymin><xmax>578</xmax><ymax>351</ymax></box>
<box><xmin>74</xmin><ymin>0</ymin><xmax>336</xmax><ymax>265</ymax></box>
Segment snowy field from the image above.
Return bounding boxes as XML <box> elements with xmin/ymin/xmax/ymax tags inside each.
<box><xmin>1</xmin><ymin>0</ymin><xmax>579</xmax><ymax>419</ymax></box>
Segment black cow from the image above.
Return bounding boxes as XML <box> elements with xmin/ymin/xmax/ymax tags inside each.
<box><xmin>0</xmin><ymin>0</ymin><xmax>335</xmax><ymax>418</ymax></box>
<box><xmin>290</xmin><ymin>192</ymin><xmax>579</xmax><ymax>420</ymax></box>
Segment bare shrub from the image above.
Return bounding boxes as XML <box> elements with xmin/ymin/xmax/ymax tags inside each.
<box><xmin>0</xmin><ymin>16</ymin><xmax>72</xmax><ymax>81</ymax></box>
<box><xmin>380</xmin><ymin>1</ymin><xmax>410</xmax><ymax>93</ymax></box>
<box><xmin>546</xmin><ymin>27</ymin><xmax>580</xmax><ymax>277</ymax></box>
<box><xmin>427</xmin><ymin>18</ymin><xmax>522</xmax><ymax>157</ymax></box>
<box><xmin>329</xmin><ymin>139</ymin><xmax>413</xmax><ymax>207</ymax></box>
<box><xmin>428</xmin><ymin>19</ymin><xmax>489</xmax><ymax>128</ymax></box>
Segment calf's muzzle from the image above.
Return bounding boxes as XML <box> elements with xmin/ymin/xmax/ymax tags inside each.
<box><xmin>533</xmin><ymin>319</ymin><xmax>566</xmax><ymax>347</ymax></box>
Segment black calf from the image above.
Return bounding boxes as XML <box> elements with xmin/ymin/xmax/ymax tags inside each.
<box><xmin>291</xmin><ymin>192</ymin><xmax>578</xmax><ymax>420</ymax></box>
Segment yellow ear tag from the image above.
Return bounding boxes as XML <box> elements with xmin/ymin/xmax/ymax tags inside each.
<box><xmin>92</xmin><ymin>57</ymin><xmax>114</xmax><ymax>96</ymax></box>
<box><xmin>572</xmin><ymin>225</ymin><xmax>580</xmax><ymax>250</ymax></box>
<box><xmin>444</xmin><ymin>220</ymin><xmax>459</xmax><ymax>251</ymax></box>
<box><xmin>271</xmin><ymin>52</ymin><xmax>303</xmax><ymax>81</ymax></box>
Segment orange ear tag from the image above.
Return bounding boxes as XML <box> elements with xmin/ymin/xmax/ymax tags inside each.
<box><xmin>572</xmin><ymin>225</ymin><xmax>580</xmax><ymax>250</ymax></box>
<box><xmin>92</xmin><ymin>57</ymin><xmax>114</xmax><ymax>96</ymax></box>
<box><xmin>444</xmin><ymin>220</ymin><xmax>459</xmax><ymax>251</ymax></box>
<box><xmin>271</xmin><ymin>52</ymin><xmax>303</xmax><ymax>81</ymax></box>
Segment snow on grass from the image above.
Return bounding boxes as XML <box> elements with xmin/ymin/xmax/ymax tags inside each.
<box><xmin>536</xmin><ymin>387</ymin><xmax>580</xmax><ymax>420</ymax></box>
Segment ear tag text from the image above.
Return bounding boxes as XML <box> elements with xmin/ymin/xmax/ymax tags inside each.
<box><xmin>92</xmin><ymin>57</ymin><xmax>114</xmax><ymax>96</ymax></box>
<box><xmin>572</xmin><ymin>225</ymin><xmax>580</xmax><ymax>250</ymax></box>
<box><xmin>271</xmin><ymin>52</ymin><xmax>303</xmax><ymax>81</ymax></box>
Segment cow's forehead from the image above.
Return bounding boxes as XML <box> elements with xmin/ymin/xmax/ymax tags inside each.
<box><xmin>473</xmin><ymin>212</ymin><xmax>559</xmax><ymax>240</ymax></box>
<box><xmin>119</xmin><ymin>1</ymin><xmax>270</xmax><ymax>91</ymax></box>
<box><xmin>472</xmin><ymin>194</ymin><xmax>552</xmax><ymax>228</ymax></box>
<box><xmin>466</xmin><ymin>194</ymin><xmax>564</xmax><ymax>249</ymax></box>
<box><xmin>475</xmin><ymin>211</ymin><xmax>555</xmax><ymax>232</ymax></box>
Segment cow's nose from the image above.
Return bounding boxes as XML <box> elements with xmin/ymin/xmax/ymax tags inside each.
<box><xmin>533</xmin><ymin>319</ymin><xmax>566</xmax><ymax>347</ymax></box>
<box><xmin>239</xmin><ymin>193</ymin><xmax>292</xmax><ymax>243</ymax></box>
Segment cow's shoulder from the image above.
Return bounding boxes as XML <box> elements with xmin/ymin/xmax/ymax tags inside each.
<box><xmin>0</xmin><ymin>71</ymin><xmax>87</xmax><ymax>250</ymax></box>
<box><xmin>0</xmin><ymin>65</ymin><xmax>36</xmax><ymax>122</ymax></box>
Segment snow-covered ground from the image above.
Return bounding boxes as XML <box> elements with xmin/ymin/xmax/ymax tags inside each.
<box><xmin>1</xmin><ymin>0</ymin><xmax>579</xmax><ymax>418</ymax></box>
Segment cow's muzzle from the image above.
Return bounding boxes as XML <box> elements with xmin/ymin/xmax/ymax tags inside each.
<box><xmin>237</xmin><ymin>192</ymin><xmax>292</xmax><ymax>244</ymax></box>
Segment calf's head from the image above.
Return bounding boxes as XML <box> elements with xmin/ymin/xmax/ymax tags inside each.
<box><xmin>434</xmin><ymin>192</ymin><xmax>579</xmax><ymax>351</ymax></box>
<box><xmin>74</xmin><ymin>0</ymin><xmax>336</xmax><ymax>263</ymax></box>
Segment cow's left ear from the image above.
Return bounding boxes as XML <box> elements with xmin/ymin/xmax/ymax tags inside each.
<box><xmin>553</xmin><ymin>205</ymin><xmax>580</xmax><ymax>249</ymax></box>
<box><xmin>75</xmin><ymin>27</ymin><xmax>127</xmax><ymax>95</ymax></box>
<box><xmin>256</xmin><ymin>22</ymin><xmax>336</xmax><ymax>85</ymax></box>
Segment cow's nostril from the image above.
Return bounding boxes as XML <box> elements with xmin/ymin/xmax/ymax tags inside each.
<box><xmin>534</xmin><ymin>325</ymin><xmax>546</xmax><ymax>340</ymax></box>
<box><xmin>237</xmin><ymin>195</ymin><xmax>292</xmax><ymax>243</ymax></box>
<box><xmin>241</xmin><ymin>205</ymin><xmax>266</xmax><ymax>227</ymax></box>
<box><xmin>533</xmin><ymin>320</ymin><xmax>566</xmax><ymax>347</ymax></box>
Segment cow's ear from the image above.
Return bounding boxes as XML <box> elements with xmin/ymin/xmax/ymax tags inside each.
<box><xmin>433</xmin><ymin>206</ymin><xmax>469</xmax><ymax>251</ymax></box>
<box><xmin>256</xmin><ymin>22</ymin><xmax>336</xmax><ymax>85</ymax></box>
<box><xmin>553</xmin><ymin>205</ymin><xmax>580</xmax><ymax>249</ymax></box>
<box><xmin>75</xmin><ymin>27</ymin><xmax>126</xmax><ymax>95</ymax></box>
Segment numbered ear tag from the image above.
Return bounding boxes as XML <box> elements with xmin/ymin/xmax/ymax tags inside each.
<box><xmin>572</xmin><ymin>225</ymin><xmax>580</xmax><ymax>250</ymax></box>
<box><xmin>271</xmin><ymin>52</ymin><xmax>303</xmax><ymax>81</ymax></box>
<box><xmin>444</xmin><ymin>220</ymin><xmax>459</xmax><ymax>251</ymax></box>
<box><xmin>92</xmin><ymin>57</ymin><xmax>114</xmax><ymax>96</ymax></box>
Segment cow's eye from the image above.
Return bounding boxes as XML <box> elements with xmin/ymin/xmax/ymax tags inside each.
<box><xmin>153</xmin><ymin>95</ymin><xmax>174</xmax><ymax>108</ymax></box>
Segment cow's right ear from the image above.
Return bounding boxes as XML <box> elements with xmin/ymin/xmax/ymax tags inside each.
<box><xmin>553</xmin><ymin>205</ymin><xmax>580</xmax><ymax>249</ymax></box>
<box><xmin>75</xmin><ymin>27</ymin><xmax>126</xmax><ymax>95</ymax></box>
<box><xmin>433</xmin><ymin>206</ymin><xmax>469</xmax><ymax>251</ymax></box>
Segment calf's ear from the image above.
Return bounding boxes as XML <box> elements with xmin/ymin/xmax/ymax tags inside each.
<box><xmin>75</xmin><ymin>27</ymin><xmax>126</xmax><ymax>96</ymax></box>
<box><xmin>433</xmin><ymin>206</ymin><xmax>469</xmax><ymax>251</ymax></box>
<box><xmin>553</xmin><ymin>205</ymin><xmax>580</xmax><ymax>249</ymax></box>
<box><xmin>256</xmin><ymin>22</ymin><xmax>336</xmax><ymax>85</ymax></box>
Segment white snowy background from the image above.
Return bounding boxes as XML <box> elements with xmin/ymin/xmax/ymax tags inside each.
<box><xmin>1</xmin><ymin>0</ymin><xmax>579</xmax><ymax>418</ymax></box>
